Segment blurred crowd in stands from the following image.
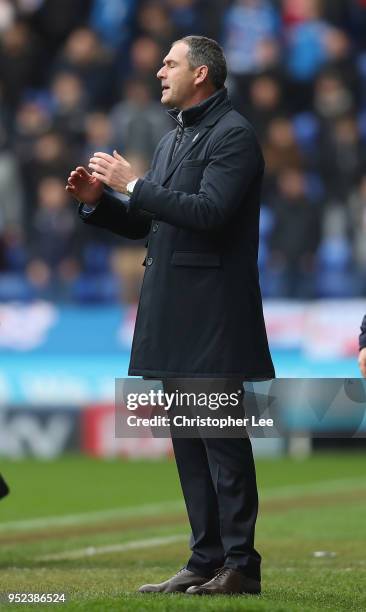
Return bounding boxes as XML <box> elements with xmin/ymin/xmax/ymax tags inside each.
<box><xmin>1</xmin><ymin>0</ymin><xmax>366</xmax><ymax>304</ymax></box>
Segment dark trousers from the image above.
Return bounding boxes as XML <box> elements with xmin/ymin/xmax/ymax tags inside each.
<box><xmin>162</xmin><ymin>378</ymin><xmax>261</xmax><ymax>581</ymax></box>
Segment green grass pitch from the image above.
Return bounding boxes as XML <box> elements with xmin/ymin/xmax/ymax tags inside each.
<box><xmin>0</xmin><ymin>453</ymin><xmax>365</xmax><ymax>611</ymax></box>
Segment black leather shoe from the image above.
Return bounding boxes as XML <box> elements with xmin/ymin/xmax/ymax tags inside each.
<box><xmin>0</xmin><ymin>474</ymin><xmax>9</xmax><ymax>500</ymax></box>
<box><xmin>138</xmin><ymin>567</ymin><xmax>210</xmax><ymax>593</ymax></box>
<box><xmin>186</xmin><ymin>567</ymin><xmax>261</xmax><ymax>595</ymax></box>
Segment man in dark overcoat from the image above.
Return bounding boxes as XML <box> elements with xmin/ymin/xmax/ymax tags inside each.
<box><xmin>66</xmin><ymin>35</ymin><xmax>274</xmax><ymax>596</ymax></box>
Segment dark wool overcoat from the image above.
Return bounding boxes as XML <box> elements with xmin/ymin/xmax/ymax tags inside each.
<box><xmin>80</xmin><ymin>88</ymin><xmax>275</xmax><ymax>379</ymax></box>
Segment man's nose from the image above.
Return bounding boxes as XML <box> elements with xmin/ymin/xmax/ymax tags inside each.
<box><xmin>157</xmin><ymin>66</ymin><xmax>165</xmax><ymax>79</ymax></box>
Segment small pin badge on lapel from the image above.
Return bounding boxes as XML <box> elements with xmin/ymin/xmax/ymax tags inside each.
<box><xmin>192</xmin><ymin>133</ymin><xmax>200</xmax><ymax>143</ymax></box>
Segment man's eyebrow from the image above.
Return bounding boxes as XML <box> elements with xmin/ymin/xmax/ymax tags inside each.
<box><xmin>163</xmin><ymin>59</ymin><xmax>177</xmax><ymax>66</ymax></box>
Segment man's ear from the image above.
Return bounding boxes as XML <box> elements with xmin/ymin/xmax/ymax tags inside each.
<box><xmin>194</xmin><ymin>65</ymin><xmax>209</xmax><ymax>86</ymax></box>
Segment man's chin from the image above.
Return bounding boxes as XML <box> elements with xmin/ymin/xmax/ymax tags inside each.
<box><xmin>161</xmin><ymin>91</ymin><xmax>174</xmax><ymax>106</ymax></box>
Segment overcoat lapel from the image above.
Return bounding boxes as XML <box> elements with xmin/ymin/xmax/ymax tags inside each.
<box><xmin>161</xmin><ymin>105</ymin><xmax>232</xmax><ymax>187</ymax></box>
<box><xmin>155</xmin><ymin>131</ymin><xmax>176</xmax><ymax>183</ymax></box>
<box><xmin>161</xmin><ymin>127</ymin><xmax>210</xmax><ymax>186</ymax></box>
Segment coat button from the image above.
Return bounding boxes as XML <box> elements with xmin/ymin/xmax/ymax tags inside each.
<box><xmin>147</xmin><ymin>257</ymin><xmax>153</xmax><ymax>266</ymax></box>
<box><xmin>152</xmin><ymin>223</ymin><xmax>159</xmax><ymax>233</ymax></box>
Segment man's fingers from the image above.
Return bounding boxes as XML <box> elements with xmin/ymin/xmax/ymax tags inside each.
<box><xmin>113</xmin><ymin>149</ymin><xmax>129</xmax><ymax>165</ymax></box>
<box><xmin>89</xmin><ymin>157</ymin><xmax>109</xmax><ymax>170</ymax></box>
<box><xmin>113</xmin><ymin>149</ymin><xmax>124</xmax><ymax>161</ymax></box>
<box><xmin>76</xmin><ymin>166</ymin><xmax>91</xmax><ymax>177</ymax></box>
<box><xmin>94</xmin><ymin>152</ymin><xmax>114</xmax><ymax>163</ymax></box>
<box><xmin>92</xmin><ymin>171</ymin><xmax>108</xmax><ymax>183</ymax></box>
<box><xmin>70</xmin><ymin>172</ymin><xmax>82</xmax><ymax>180</ymax></box>
<box><xmin>89</xmin><ymin>162</ymin><xmax>108</xmax><ymax>176</ymax></box>
<box><xmin>65</xmin><ymin>185</ymin><xmax>77</xmax><ymax>196</ymax></box>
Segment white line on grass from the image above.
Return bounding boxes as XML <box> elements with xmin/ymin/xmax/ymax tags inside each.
<box><xmin>36</xmin><ymin>534</ymin><xmax>187</xmax><ymax>561</ymax></box>
<box><xmin>0</xmin><ymin>500</ymin><xmax>184</xmax><ymax>533</ymax></box>
<box><xmin>1</xmin><ymin>476</ymin><xmax>365</xmax><ymax>534</ymax></box>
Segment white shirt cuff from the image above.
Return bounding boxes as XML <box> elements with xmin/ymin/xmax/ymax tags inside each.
<box><xmin>127</xmin><ymin>178</ymin><xmax>139</xmax><ymax>195</ymax></box>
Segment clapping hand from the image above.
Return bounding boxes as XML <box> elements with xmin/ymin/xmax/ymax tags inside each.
<box><xmin>66</xmin><ymin>166</ymin><xmax>104</xmax><ymax>204</ymax></box>
<box><xmin>88</xmin><ymin>150</ymin><xmax>137</xmax><ymax>194</ymax></box>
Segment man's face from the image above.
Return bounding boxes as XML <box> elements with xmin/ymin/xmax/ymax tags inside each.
<box><xmin>157</xmin><ymin>42</ymin><xmax>197</xmax><ymax>109</ymax></box>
